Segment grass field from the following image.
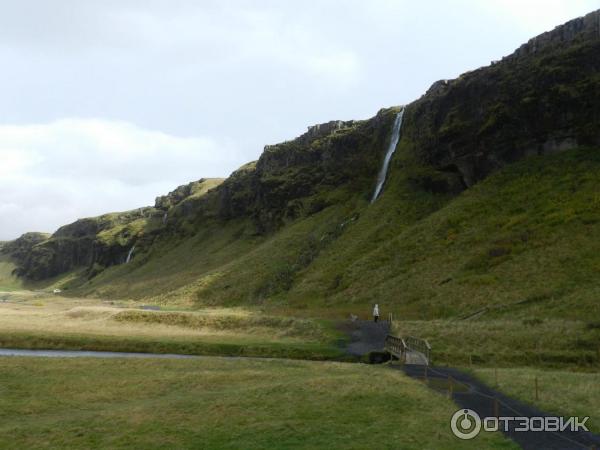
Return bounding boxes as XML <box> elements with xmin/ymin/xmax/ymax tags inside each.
<box><xmin>472</xmin><ymin>367</ymin><xmax>600</xmax><ymax>433</ymax></box>
<box><xmin>393</xmin><ymin>319</ymin><xmax>600</xmax><ymax>368</ymax></box>
<box><xmin>0</xmin><ymin>357</ymin><xmax>517</xmax><ymax>449</ymax></box>
<box><xmin>0</xmin><ymin>292</ymin><xmax>345</xmax><ymax>360</ymax></box>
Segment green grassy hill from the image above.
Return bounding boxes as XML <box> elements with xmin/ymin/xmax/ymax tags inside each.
<box><xmin>63</xmin><ymin>147</ymin><xmax>599</xmax><ymax>325</ymax></box>
<box><xmin>3</xmin><ymin>10</ymin><xmax>599</xmax><ymax>324</ymax></box>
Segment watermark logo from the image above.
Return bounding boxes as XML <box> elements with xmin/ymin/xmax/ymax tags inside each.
<box><xmin>450</xmin><ymin>409</ymin><xmax>589</xmax><ymax>439</ymax></box>
<box><xmin>451</xmin><ymin>409</ymin><xmax>482</xmax><ymax>440</ymax></box>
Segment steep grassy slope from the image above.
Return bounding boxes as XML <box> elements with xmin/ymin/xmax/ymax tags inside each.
<box><xmin>49</xmin><ymin>147</ymin><xmax>600</xmax><ymax>327</ymax></box>
<box><xmin>290</xmin><ymin>147</ymin><xmax>600</xmax><ymax>320</ymax></box>
<box><xmin>4</xmin><ymin>10</ymin><xmax>599</xmax><ymax>322</ymax></box>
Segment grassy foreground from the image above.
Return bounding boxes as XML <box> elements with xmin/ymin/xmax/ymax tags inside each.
<box><xmin>472</xmin><ymin>368</ymin><xmax>600</xmax><ymax>433</ymax></box>
<box><xmin>0</xmin><ymin>357</ymin><xmax>516</xmax><ymax>449</ymax></box>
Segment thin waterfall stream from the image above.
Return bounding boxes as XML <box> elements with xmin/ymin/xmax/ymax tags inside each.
<box><xmin>371</xmin><ymin>109</ymin><xmax>404</xmax><ymax>203</ymax></box>
<box><xmin>125</xmin><ymin>246</ymin><xmax>135</xmax><ymax>264</ymax></box>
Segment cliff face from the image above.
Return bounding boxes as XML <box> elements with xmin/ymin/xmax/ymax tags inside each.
<box><xmin>508</xmin><ymin>9</ymin><xmax>599</xmax><ymax>60</ymax></box>
<box><xmin>1</xmin><ymin>232</ymin><xmax>50</xmax><ymax>265</ymax></box>
<box><xmin>214</xmin><ymin>109</ymin><xmax>398</xmax><ymax>231</ymax></box>
<box><xmin>401</xmin><ymin>9</ymin><xmax>600</xmax><ymax>187</ymax></box>
<box><xmin>5</xmin><ymin>9</ymin><xmax>600</xmax><ymax>286</ymax></box>
<box><xmin>8</xmin><ymin>209</ymin><xmax>161</xmax><ymax>280</ymax></box>
<box><xmin>156</xmin><ymin>109</ymin><xmax>399</xmax><ymax>232</ymax></box>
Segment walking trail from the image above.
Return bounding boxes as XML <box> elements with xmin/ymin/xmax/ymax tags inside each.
<box><xmin>343</xmin><ymin>319</ymin><xmax>600</xmax><ymax>450</ymax></box>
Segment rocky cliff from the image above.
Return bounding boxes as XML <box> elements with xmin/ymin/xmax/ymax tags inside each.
<box><xmin>4</xmin><ymin>9</ymin><xmax>600</xmax><ymax>287</ymax></box>
<box><xmin>401</xmin><ymin>8</ymin><xmax>600</xmax><ymax>187</ymax></box>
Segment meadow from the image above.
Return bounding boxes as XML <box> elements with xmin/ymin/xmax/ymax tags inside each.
<box><xmin>0</xmin><ymin>292</ymin><xmax>344</xmax><ymax>360</ymax></box>
<box><xmin>393</xmin><ymin>319</ymin><xmax>600</xmax><ymax>368</ymax></box>
<box><xmin>472</xmin><ymin>368</ymin><xmax>600</xmax><ymax>433</ymax></box>
<box><xmin>0</xmin><ymin>356</ymin><xmax>517</xmax><ymax>449</ymax></box>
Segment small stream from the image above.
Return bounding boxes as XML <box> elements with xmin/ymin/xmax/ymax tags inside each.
<box><xmin>0</xmin><ymin>348</ymin><xmax>197</xmax><ymax>359</ymax></box>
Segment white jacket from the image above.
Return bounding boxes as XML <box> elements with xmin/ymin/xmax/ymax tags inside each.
<box><xmin>373</xmin><ymin>305</ymin><xmax>379</xmax><ymax>316</ymax></box>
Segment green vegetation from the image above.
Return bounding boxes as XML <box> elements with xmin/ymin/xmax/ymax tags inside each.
<box><xmin>0</xmin><ymin>294</ymin><xmax>345</xmax><ymax>361</ymax></box>
<box><xmin>0</xmin><ymin>17</ymin><xmax>597</xmax><ymax>450</ymax></box>
<box><xmin>0</xmin><ymin>357</ymin><xmax>516</xmax><ymax>449</ymax></box>
<box><xmin>0</xmin><ymin>330</ymin><xmax>343</xmax><ymax>361</ymax></box>
<box><xmin>0</xmin><ymin>254</ymin><xmax>21</xmax><ymax>291</ymax></box>
<box><xmin>42</xmin><ymin>147</ymin><xmax>598</xmax><ymax>327</ymax></box>
<box><xmin>472</xmin><ymin>367</ymin><xmax>600</xmax><ymax>433</ymax></box>
<box><xmin>393</xmin><ymin>319</ymin><xmax>600</xmax><ymax>368</ymax></box>
<box><xmin>289</xmin><ymin>147</ymin><xmax>600</xmax><ymax>319</ymax></box>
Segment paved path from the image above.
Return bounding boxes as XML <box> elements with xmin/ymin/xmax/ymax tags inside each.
<box><xmin>399</xmin><ymin>365</ymin><xmax>600</xmax><ymax>450</ymax></box>
<box><xmin>341</xmin><ymin>322</ymin><xmax>600</xmax><ymax>449</ymax></box>
<box><xmin>344</xmin><ymin>319</ymin><xmax>390</xmax><ymax>356</ymax></box>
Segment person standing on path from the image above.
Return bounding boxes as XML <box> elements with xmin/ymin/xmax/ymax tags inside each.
<box><xmin>373</xmin><ymin>304</ymin><xmax>379</xmax><ymax>323</ymax></box>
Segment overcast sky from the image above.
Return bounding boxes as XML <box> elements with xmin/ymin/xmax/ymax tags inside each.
<box><xmin>1</xmin><ymin>0</ymin><xmax>597</xmax><ymax>240</ymax></box>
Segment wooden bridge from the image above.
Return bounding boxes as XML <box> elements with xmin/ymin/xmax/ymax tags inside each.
<box><xmin>384</xmin><ymin>335</ymin><xmax>431</xmax><ymax>366</ymax></box>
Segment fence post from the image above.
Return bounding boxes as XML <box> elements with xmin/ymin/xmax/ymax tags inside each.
<box><xmin>535</xmin><ymin>376</ymin><xmax>539</xmax><ymax>401</ymax></box>
<box><xmin>495</xmin><ymin>367</ymin><xmax>498</xmax><ymax>387</ymax></box>
<box><xmin>424</xmin><ymin>365</ymin><xmax>428</xmax><ymax>383</ymax></box>
<box><xmin>493</xmin><ymin>397</ymin><xmax>499</xmax><ymax>418</ymax></box>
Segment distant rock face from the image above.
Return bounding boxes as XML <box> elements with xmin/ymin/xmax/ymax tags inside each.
<box><xmin>155</xmin><ymin>181</ymin><xmax>199</xmax><ymax>210</ymax></box>
<box><xmin>299</xmin><ymin>120</ymin><xmax>355</xmax><ymax>143</ymax></box>
<box><xmin>212</xmin><ymin>109</ymin><xmax>398</xmax><ymax>232</ymax></box>
<box><xmin>1</xmin><ymin>232</ymin><xmax>50</xmax><ymax>263</ymax></box>
<box><xmin>425</xmin><ymin>79</ymin><xmax>451</xmax><ymax>97</ymax></box>
<box><xmin>508</xmin><ymin>9</ymin><xmax>600</xmax><ymax>60</ymax></box>
<box><xmin>6</xmin><ymin>209</ymin><xmax>159</xmax><ymax>280</ymax></box>
<box><xmin>403</xmin><ymin>9</ymin><xmax>600</xmax><ymax>187</ymax></box>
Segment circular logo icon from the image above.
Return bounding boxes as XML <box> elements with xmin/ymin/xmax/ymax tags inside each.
<box><xmin>451</xmin><ymin>409</ymin><xmax>481</xmax><ymax>440</ymax></box>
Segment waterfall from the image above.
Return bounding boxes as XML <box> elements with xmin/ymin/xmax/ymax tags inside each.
<box><xmin>125</xmin><ymin>246</ymin><xmax>135</xmax><ymax>264</ymax></box>
<box><xmin>371</xmin><ymin>109</ymin><xmax>404</xmax><ymax>203</ymax></box>
<box><xmin>162</xmin><ymin>213</ymin><xmax>168</xmax><ymax>225</ymax></box>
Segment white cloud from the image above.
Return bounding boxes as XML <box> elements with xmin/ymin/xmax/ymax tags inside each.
<box><xmin>0</xmin><ymin>119</ymin><xmax>244</xmax><ymax>239</ymax></box>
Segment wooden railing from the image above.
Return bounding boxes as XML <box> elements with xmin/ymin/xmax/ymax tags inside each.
<box><xmin>384</xmin><ymin>335</ymin><xmax>407</xmax><ymax>364</ymax></box>
<box><xmin>385</xmin><ymin>334</ymin><xmax>431</xmax><ymax>366</ymax></box>
<box><xmin>405</xmin><ymin>336</ymin><xmax>432</xmax><ymax>364</ymax></box>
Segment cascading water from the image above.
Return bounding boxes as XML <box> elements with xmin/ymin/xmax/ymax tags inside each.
<box><xmin>371</xmin><ymin>109</ymin><xmax>404</xmax><ymax>203</ymax></box>
<box><xmin>125</xmin><ymin>246</ymin><xmax>135</xmax><ymax>264</ymax></box>
<box><xmin>162</xmin><ymin>213</ymin><xmax>168</xmax><ymax>224</ymax></box>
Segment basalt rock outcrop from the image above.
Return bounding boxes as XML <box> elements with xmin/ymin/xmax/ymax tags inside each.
<box><xmin>8</xmin><ymin>209</ymin><xmax>159</xmax><ymax>280</ymax></box>
<box><xmin>1</xmin><ymin>232</ymin><xmax>50</xmax><ymax>265</ymax></box>
<box><xmin>402</xmin><ymin>8</ymin><xmax>600</xmax><ymax>187</ymax></box>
